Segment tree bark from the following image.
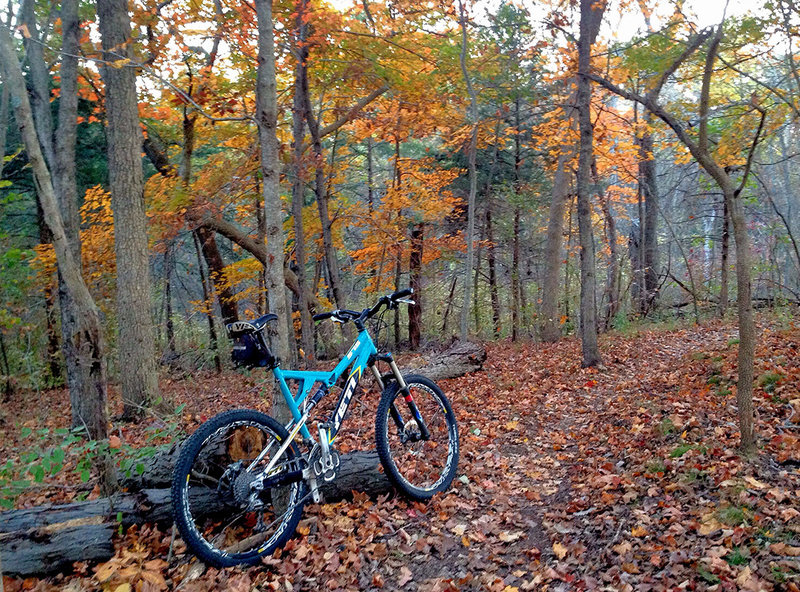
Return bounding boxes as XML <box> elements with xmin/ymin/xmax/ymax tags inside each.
<box><xmin>97</xmin><ymin>0</ymin><xmax>160</xmax><ymax>420</ymax></box>
<box><xmin>195</xmin><ymin>227</ymin><xmax>239</xmax><ymax>325</ymax></box>
<box><xmin>408</xmin><ymin>223</ymin><xmax>423</xmax><ymax>349</ymax></box>
<box><xmin>20</xmin><ymin>0</ymin><xmax>56</xmax><ymax>171</ymax></box>
<box><xmin>0</xmin><ymin>22</ymin><xmax>109</xmax><ymax>442</ymax></box>
<box><xmin>403</xmin><ymin>340</ymin><xmax>487</xmax><ymax>380</ymax></box>
<box><xmin>163</xmin><ymin>244</ymin><xmax>176</xmax><ymax>360</ymax></box>
<box><xmin>393</xmin><ymin>255</ymin><xmax>402</xmax><ymax>348</ymax></box>
<box><xmin>719</xmin><ymin>194</ymin><xmax>730</xmax><ymax>316</ymax></box>
<box><xmin>485</xmin><ymin>207</ymin><xmax>501</xmax><ymax>338</ymax></box>
<box><xmin>255</xmin><ymin>0</ymin><xmax>291</xmax><ymax>422</ymax></box>
<box><xmin>511</xmin><ymin>207</ymin><xmax>521</xmax><ymax>341</ymax></box>
<box><xmin>291</xmin><ymin>4</ymin><xmax>315</xmax><ymax>361</ymax></box>
<box><xmin>193</xmin><ymin>233</ymin><xmax>222</xmax><ymax>373</ymax></box>
<box><xmin>728</xmin><ymin>184</ymin><xmax>756</xmax><ymax>452</ymax></box>
<box><xmin>575</xmin><ymin>0</ymin><xmax>605</xmax><ymax>367</ymax></box>
<box><xmin>640</xmin><ymin>114</ymin><xmax>660</xmax><ymax>313</ymax></box>
<box><xmin>458</xmin><ymin>0</ymin><xmax>478</xmax><ymax>342</ymax></box>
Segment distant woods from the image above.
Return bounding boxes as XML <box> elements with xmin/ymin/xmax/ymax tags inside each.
<box><xmin>1</xmin><ymin>0</ymin><xmax>799</xmax><ymax>453</ymax></box>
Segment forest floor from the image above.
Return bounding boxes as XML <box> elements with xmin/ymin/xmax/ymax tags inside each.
<box><xmin>2</xmin><ymin>315</ymin><xmax>800</xmax><ymax>591</ymax></box>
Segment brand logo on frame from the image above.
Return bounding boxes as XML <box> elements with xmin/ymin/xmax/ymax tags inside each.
<box><xmin>333</xmin><ymin>367</ymin><xmax>361</xmax><ymax>431</ymax></box>
<box><xmin>345</xmin><ymin>340</ymin><xmax>361</xmax><ymax>360</ymax></box>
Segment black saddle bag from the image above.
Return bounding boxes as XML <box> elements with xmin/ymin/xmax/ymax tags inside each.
<box><xmin>231</xmin><ymin>332</ymin><xmax>270</xmax><ymax>368</ymax></box>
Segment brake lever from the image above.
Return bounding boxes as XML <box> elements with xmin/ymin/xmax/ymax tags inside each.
<box><xmin>396</xmin><ymin>298</ymin><xmax>416</xmax><ymax>305</ymax></box>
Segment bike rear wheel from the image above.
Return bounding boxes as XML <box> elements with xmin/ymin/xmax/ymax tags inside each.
<box><xmin>375</xmin><ymin>375</ymin><xmax>459</xmax><ymax>500</ymax></box>
<box><xmin>171</xmin><ymin>409</ymin><xmax>307</xmax><ymax>567</ymax></box>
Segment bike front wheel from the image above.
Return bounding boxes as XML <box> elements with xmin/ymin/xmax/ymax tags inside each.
<box><xmin>171</xmin><ymin>409</ymin><xmax>307</xmax><ymax>567</ymax></box>
<box><xmin>375</xmin><ymin>375</ymin><xmax>459</xmax><ymax>500</ymax></box>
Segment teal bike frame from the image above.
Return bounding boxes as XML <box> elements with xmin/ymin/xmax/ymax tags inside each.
<box><xmin>274</xmin><ymin>329</ymin><xmax>378</xmax><ymax>443</ymax></box>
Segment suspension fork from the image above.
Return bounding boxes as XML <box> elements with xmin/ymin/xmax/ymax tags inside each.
<box><xmin>371</xmin><ymin>355</ymin><xmax>431</xmax><ymax>440</ymax></box>
<box><xmin>370</xmin><ymin>363</ymin><xmax>405</xmax><ymax>432</ymax></box>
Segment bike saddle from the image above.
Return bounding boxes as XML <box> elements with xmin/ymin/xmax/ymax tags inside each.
<box><xmin>226</xmin><ymin>313</ymin><xmax>278</xmax><ymax>336</ymax></box>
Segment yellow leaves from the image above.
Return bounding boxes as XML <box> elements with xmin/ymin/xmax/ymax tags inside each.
<box><xmin>743</xmin><ymin>476</ymin><xmax>768</xmax><ymax>490</ymax></box>
<box><xmin>107</xmin><ymin>58</ymin><xmax>131</xmax><ymax>69</ymax></box>
<box><xmin>631</xmin><ymin>525</ymin><xmax>648</xmax><ymax>537</ymax></box>
<box><xmin>698</xmin><ymin>511</ymin><xmax>724</xmax><ymax>536</ymax></box>
<box><xmin>552</xmin><ymin>542</ymin><xmax>568</xmax><ymax>559</ymax></box>
<box><xmin>498</xmin><ymin>531</ymin><xmax>524</xmax><ymax>543</ymax></box>
<box><xmin>30</xmin><ymin>185</ymin><xmax>115</xmax><ymax>307</ymax></box>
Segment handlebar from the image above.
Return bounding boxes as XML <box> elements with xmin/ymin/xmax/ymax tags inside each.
<box><xmin>313</xmin><ymin>288</ymin><xmax>415</xmax><ymax>326</ymax></box>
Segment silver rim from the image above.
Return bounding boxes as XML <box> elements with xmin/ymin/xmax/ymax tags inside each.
<box><xmin>181</xmin><ymin>420</ymin><xmax>302</xmax><ymax>559</ymax></box>
<box><xmin>383</xmin><ymin>384</ymin><xmax>457</xmax><ymax>493</ymax></box>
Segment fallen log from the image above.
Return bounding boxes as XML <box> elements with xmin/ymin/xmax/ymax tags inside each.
<box><xmin>0</xmin><ymin>451</ymin><xmax>391</xmax><ymax>576</ymax></box>
<box><xmin>404</xmin><ymin>340</ymin><xmax>487</xmax><ymax>381</ymax></box>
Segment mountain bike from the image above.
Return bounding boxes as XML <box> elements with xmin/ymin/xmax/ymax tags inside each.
<box><xmin>171</xmin><ymin>288</ymin><xmax>459</xmax><ymax>567</ymax></box>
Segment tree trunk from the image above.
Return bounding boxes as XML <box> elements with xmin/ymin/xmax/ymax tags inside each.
<box><xmin>727</xmin><ymin>186</ymin><xmax>756</xmax><ymax>452</ymax></box>
<box><xmin>366</xmin><ymin>136</ymin><xmax>374</xmax><ymax>212</ymax></box>
<box><xmin>539</xmin><ymin>97</ymin><xmax>577</xmax><ymax>342</ymax></box>
<box><xmin>305</xmin><ymin>103</ymin><xmax>345</xmax><ymax>311</ymax></box>
<box><xmin>394</xmin><ymin>255</ymin><xmax>402</xmax><ymax>348</ymax></box>
<box><xmin>719</xmin><ymin>194</ymin><xmax>730</xmax><ymax>316</ymax></box>
<box><xmin>595</xmin><ymin>178</ymin><xmax>619</xmax><ymax>331</ymax></box>
<box><xmin>163</xmin><ymin>244</ymin><xmax>176</xmax><ymax>360</ymax></box>
<box><xmin>0</xmin><ymin>66</ymin><xmax>9</xmax><ymax>181</ymax></box>
<box><xmin>485</xmin><ymin>207</ymin><xmax>501</xmax><ymax>338</ymax></box>
<box><xmin>97</xmin><ymin>0</ymin><xmax>160</xmax><ymax>420</ymax></box>
<box><xmin>0</xmin><ymin>331</ymin><xmax>12</xmax><ymax>400</ymax></box>
<box><xmin>408</xmin><ymin>223</ymin><xmax>423</xmax><ymax>349</ymax></box>
<box><xmin>20</xmin><ymin>0</ymin><xmax>55</xmax><ymax>171</ymax></box>
<box><xmin>575</xmin><ymin>0</ymin><xmax>605</xmax><ymax>367</ymax></box>
<box><xmin>0</xmin><ymin>22</ymin><xmax>109</xmax><ymax>443</ymax></box>
<box><xmin>193</xmin><ymin>233</ymin><xmax>222</xmax><ymax>373</ymax></box>
<box><xmin>473</xmin><ymin>217</ymin><xmax>482</xmax><ymax>335</ymax></box>
<box><xmin>195</xmin><ymin>227</ymin><xmax>239</xmax><ymax>325</ymax></box>
<box><xmin>641</xmin><ymin>114</ymin><xmax>659</xmax><ymax>313</ymax></box>
<box><xmin>54</xmin><ymin>0</ymin><xmax>97</xmax><ymax>427</ymax></box>
<box><xmin>511</xmin><ymin>207</ymin><xmax>521</xmax><ymax>341</ymax></box>
<box><xmin>255</xmin><ymin>0</ymin><xmax>291</xmax><ymax>422</ymax></box>
<box><xmin>441</xmin><ymin>273</ymin><xmax>457</xmax><ymax>334</ymax></box>
<box><xmin>291</xmin><ymin>7</ymin><xmax>314</xmax><ymax>361</ymax></box>
<box><xmin>458</xmin><ymin>0</ymin><xmax>478</xmax><ymax>342</ymax></box>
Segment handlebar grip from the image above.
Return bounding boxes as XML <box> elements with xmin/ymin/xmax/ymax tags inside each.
<box><xmin>313</xmin><ymin>312</ymin><xmax>333</xmax><ymax>321</ymax></box>
<box><xmin>391</xmin><ymin>288</ymin><xmax>413</xmax><ymax>299</ymax></box>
